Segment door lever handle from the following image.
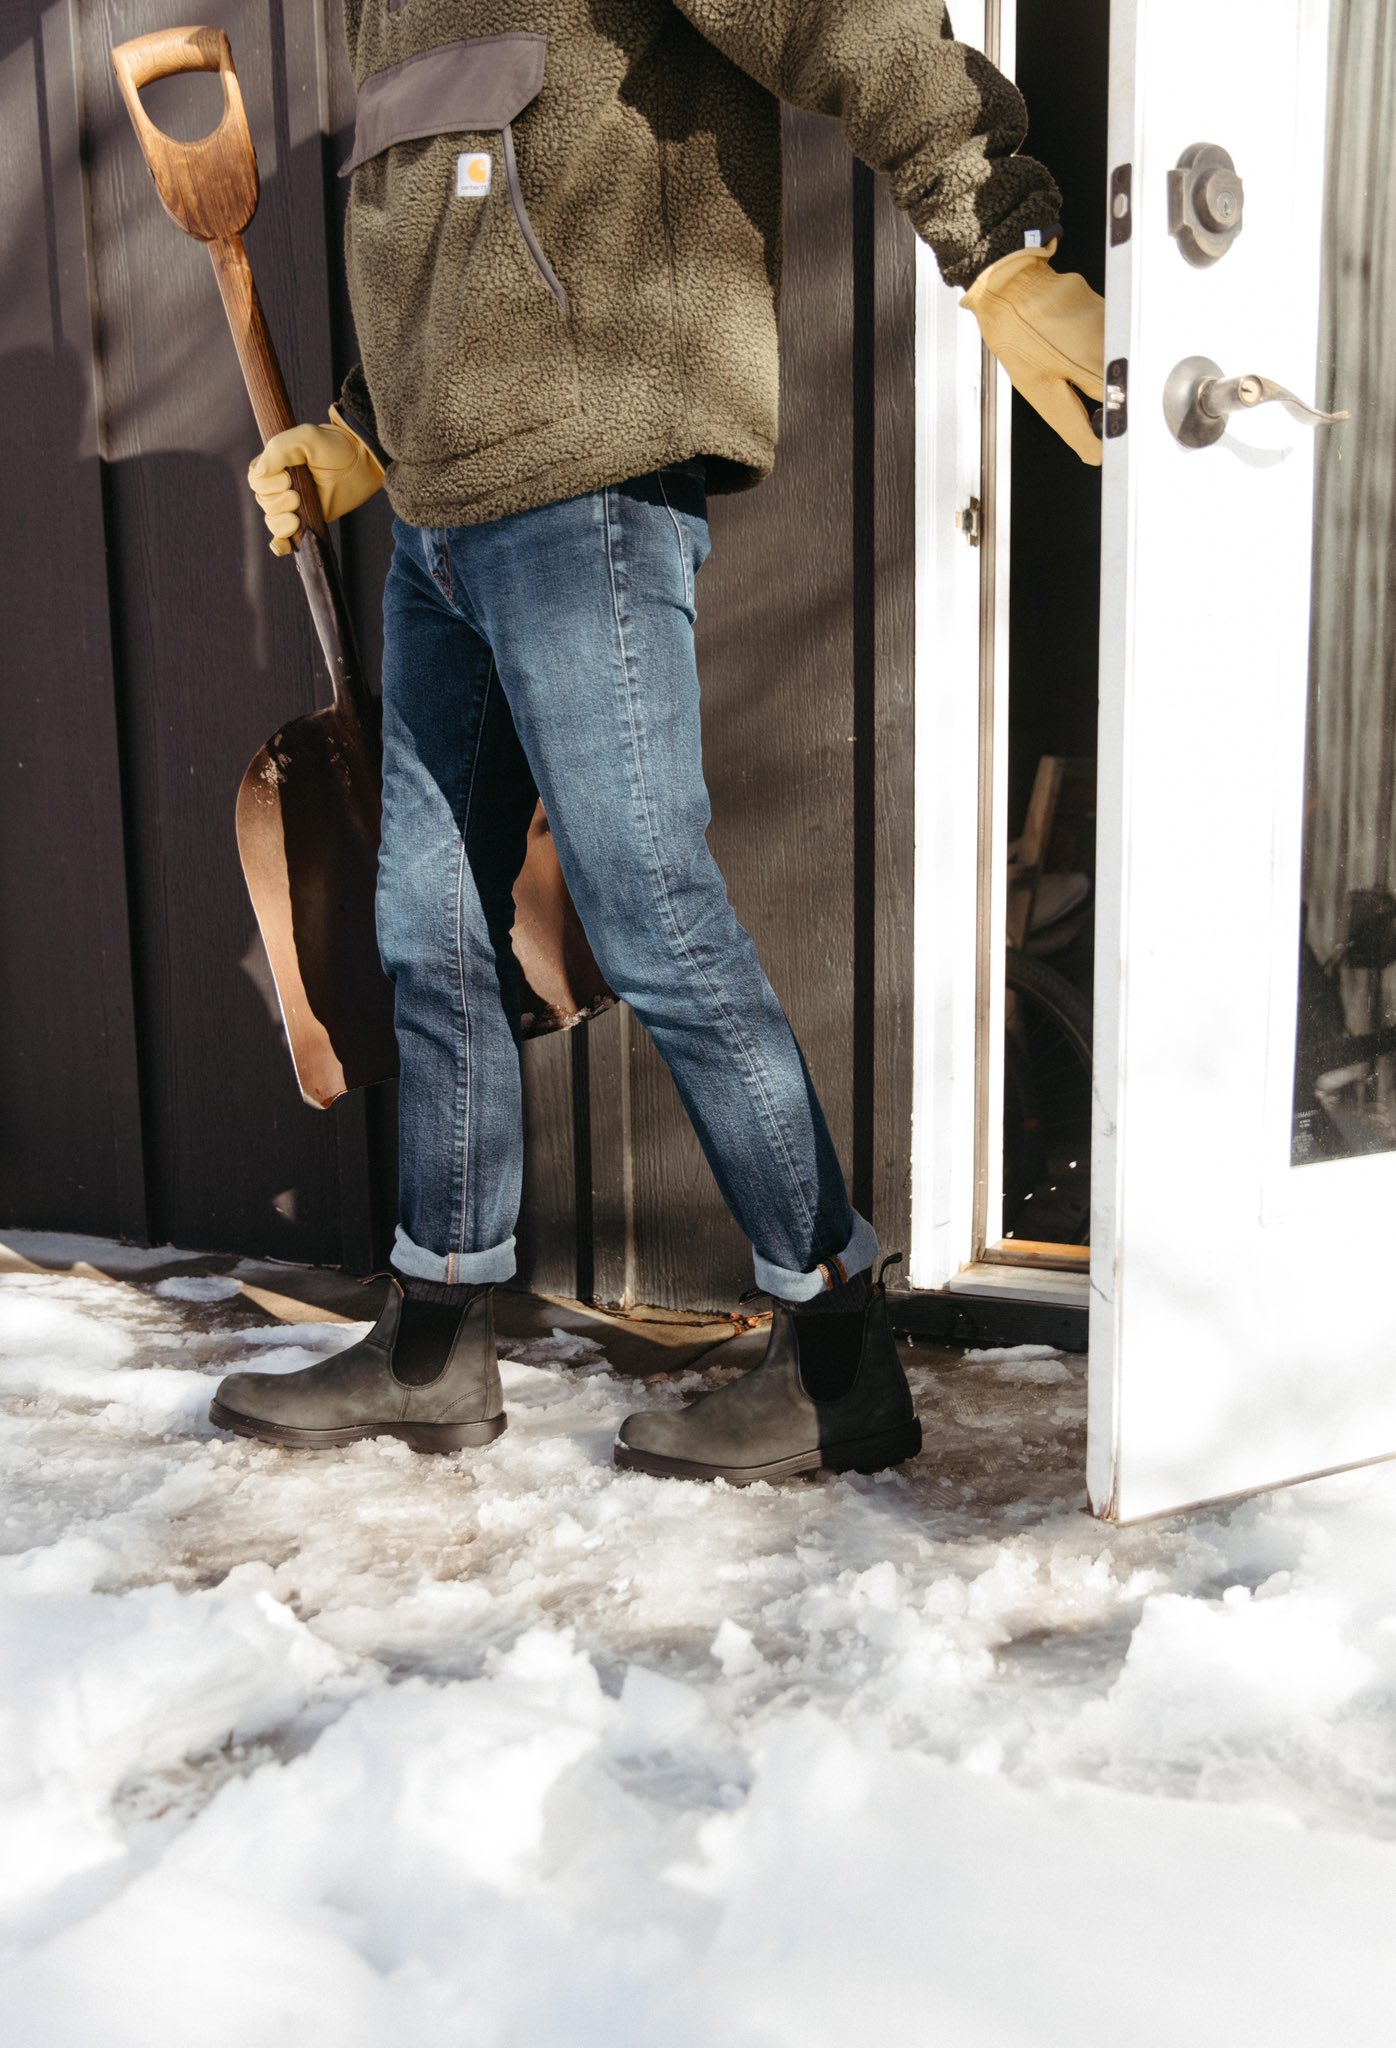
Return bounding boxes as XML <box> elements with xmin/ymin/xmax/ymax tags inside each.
<box><xmin>1164</xmin><ymin>354</ymin><xmax>1350</xmax><ymax>447</ymax></box>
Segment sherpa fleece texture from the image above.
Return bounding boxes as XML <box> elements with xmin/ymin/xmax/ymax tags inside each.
<box><xmin>337</xmin><ymin>1</ymin><xmax>1062</xmax><ymax>528</ymax></box>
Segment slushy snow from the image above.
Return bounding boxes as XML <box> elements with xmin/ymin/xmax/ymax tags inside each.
<box><xmin>2</xmin><ymin>1240</ymin><xmax>1395</xmax><ymax>2045</ymax></box>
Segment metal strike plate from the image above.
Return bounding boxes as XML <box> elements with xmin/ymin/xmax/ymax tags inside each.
<box><xmin>1091</xmin><ymin>359</ymin><xmax>1129</xmax><ymax>441</ymax></box>
<box><xmin>1109</xmin><ymin>162</ymin><xmax>1132</xmax><ymax>246</ymax></box>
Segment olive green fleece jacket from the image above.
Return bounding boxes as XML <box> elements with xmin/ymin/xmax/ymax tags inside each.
<box><xmin>336</xmin><ymin>1</ymin><xmax>1063</xmax><ymax>528</ymax></box>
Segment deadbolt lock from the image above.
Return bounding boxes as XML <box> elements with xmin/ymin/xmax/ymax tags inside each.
<box><xmin>1168</xmin><ymin>142</ymin><xmax>1245</xmax><ymax>266</ymax></box>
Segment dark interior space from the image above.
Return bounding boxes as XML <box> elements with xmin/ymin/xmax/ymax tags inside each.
<box><xmin>1010</xmin><ymin>0</ymin><xmax>1108</xmax><ymax>831</ymax></box>
<box><xmin>1001</xmin><ymin>0</ymin><xmax>1109</xmax><ymax>1246</ymax></box>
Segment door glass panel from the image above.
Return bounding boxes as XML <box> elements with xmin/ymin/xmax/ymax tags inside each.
<box><xmin>1293</xmin><ymin>2</ymin><xmax>1396</xmax><ymax>1165</ymax></box>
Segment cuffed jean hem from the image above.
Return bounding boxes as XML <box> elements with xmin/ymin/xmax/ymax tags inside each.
<box><xmin>391</xmin><ymin>1223</ymin><xmax>519</xmax><ymax>1285</ymax></box>
<box><xmin>752</xmin><ymin>1208</ymin><xmax>880</xmax><ymax>1304</ymax></box>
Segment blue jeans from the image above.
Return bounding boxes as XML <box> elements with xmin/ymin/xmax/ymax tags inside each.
<box><xmin>377</xmin><ymin>457</ymin><xmax>878</xmax><ymax>1302</ymax></box>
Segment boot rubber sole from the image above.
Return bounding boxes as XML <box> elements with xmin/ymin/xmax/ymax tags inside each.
<box><xmin>612</xmin><ymin>1417</ymin><xmax>922</xmax><ymax>1485</ymax></box>
<box><xmin>208</xmin><ymin>1399</ymin><xmax>507</xmax><ymax>1455</ymax></box>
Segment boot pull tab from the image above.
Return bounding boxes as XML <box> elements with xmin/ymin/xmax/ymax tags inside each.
<box><xmin>875</xmin><ymin>1250</ymin><xmax>905</xmax><ymax>1288</ymax></box>
<box><xmin>357</xmin><ymin>1266</ymin><xmax>406</xmax><ymax>1297</ymax></box>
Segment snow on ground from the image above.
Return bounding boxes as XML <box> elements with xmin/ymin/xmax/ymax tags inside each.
<box><xmin>2</xmin><ymin>1243</ymin><xmax>1396</xmax><ymax>2045</ymax></box>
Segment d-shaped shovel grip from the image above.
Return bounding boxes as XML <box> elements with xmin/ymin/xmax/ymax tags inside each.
<box><xmin>110</xmin><ymin>24</ymin><xmax>327</xmax><ymax>543</ymax></box>
<box><xmin>111</xmin><ymin>25</ymin><xmax>258</xmax><ymax>242</ymax></box>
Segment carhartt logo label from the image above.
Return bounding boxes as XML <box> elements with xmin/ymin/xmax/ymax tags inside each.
<box><xmin>456</xmin><ymin>152</ymin><xmax>492</xmax><ymax>196</ymax></box>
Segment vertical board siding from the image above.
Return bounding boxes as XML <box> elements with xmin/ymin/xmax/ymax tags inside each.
<box><xmin>0</xmin><ymin>5</ymin><xmax>146</xmax><ymax>1238</ymax></box>
<box><xmin>73</xmin><ymin>0</ymin><xmax>357</xmax><ymax>1260</ymax></box>
<box><xmin>868</xmin><ymin>168</ymin><xmax>919</xmax><ymax>1288</ymax></box>
<box><xmin>517</xmin><ymin>1024</ymin><xmax>583</xmax><ymax>1301</ymax></box>
<box><xmin>2</xmin><ymin>4</ymin><xmax>917</xmax><ymax>1308</ymax></box>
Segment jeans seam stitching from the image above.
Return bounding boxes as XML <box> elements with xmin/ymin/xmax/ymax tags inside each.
<box><xmin>600</xmin><ymin>484</ymin><xmax>817</xmax><ymax>1251</ymax></box>
<box><xmin>447</xmin><ymin>654</ymin><xmax>494</xmax><ymax>1261</ymax></box>
<box><xmin>655</xmin><ymin>469</ymin><xmax>693</xmax><ymax>613</ymax></box>
<box><xmin>447</xmin><ymin>833</ymin><xmax>471</xmax><ymax>1260</ymax></box>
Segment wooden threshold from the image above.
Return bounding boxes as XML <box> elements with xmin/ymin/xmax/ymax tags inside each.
<box><xmin>946</xmin><ymin>1261</ymin><xmax>1089</xmax><ymax>1307</ymax></box>
<box><xmin>981</xmin><ymin>1239</ymin><xmax>1090</xmax><ymax>1273</ymax></box>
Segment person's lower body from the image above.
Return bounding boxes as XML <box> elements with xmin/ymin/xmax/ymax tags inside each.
<box><xmin>208</xmin><ymin>458</ymin><xmax>918</xmax><ymax>1473</ymax></box>
<box><xmin>376</xmin><ymin>456</ymin><xmax>877</xmax><ymax>1310</ymax></box>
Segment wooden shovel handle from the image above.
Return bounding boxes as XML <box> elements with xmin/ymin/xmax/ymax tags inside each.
<box><xmin>111</xmin><ymin>25</ymin><xmax>326</xmax><ymax>545</ymax></box>
<box><xmin>206</xmin><ymin>242</ymin><xmax>329</xmax><ymax>544</ymax></box>
<box><xmin>111</xmin><ymin>26</ymin><xmax>257</xmax><ymax>242</ymax></box>
<box><xmin>112</xmin><ymin>21</ymin><xmax>225</xmax><ymax>91</ymax></box>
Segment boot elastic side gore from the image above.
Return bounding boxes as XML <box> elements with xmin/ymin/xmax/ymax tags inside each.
<box><xmin>209</xmin><ymin>1276</ymin><xmax>506</xmax><ymax>1454</ymax></box>
<box><xmin>613</xmin><ymin>1272</ymin><xmax>920</xmax><ymax>1484</ymax></box>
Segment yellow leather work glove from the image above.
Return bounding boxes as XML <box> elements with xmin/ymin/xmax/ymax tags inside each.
<box><xmin>247</xmin><ymin>405</ymin><xmax>385</xmax><ymax>556</ymax></box>
<box><xmin>959</xmin><ymin>239</ymin><xmax>1106</xmax><ymax>466</ymax></box>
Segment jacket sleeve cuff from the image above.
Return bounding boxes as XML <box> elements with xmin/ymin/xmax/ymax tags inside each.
<box><xmin>916</xmin><ymin>185</ymin><xmax>1066</xmax><ymax>291</ymax></box>
<box><xmin>334</xmin><ymin>364</ymin><xmax>387</xmax><ymax>468</ymax></box>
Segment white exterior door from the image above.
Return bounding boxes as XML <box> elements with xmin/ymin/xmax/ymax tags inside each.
<box><xmin>1091</xmin><ymin>0</ymin><xmax>1396</xmax><ymax>1518</ymax></box>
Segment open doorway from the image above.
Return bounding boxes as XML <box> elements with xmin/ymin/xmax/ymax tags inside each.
<box><xmin>997</xmin><ymin>0</ymin><xmax>1108</xmax><ymax>1261</ymax></box>
<box><xmin>905</xmin><ymin>0</ymin><xmax>1107</xmax><ymax>1321</ymax></box>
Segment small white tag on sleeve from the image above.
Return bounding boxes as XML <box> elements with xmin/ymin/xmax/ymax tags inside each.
<box><xmin>1023</xmin><ymin>227</ymin><xmax>1044</xmax><ymax>247</ymax></box>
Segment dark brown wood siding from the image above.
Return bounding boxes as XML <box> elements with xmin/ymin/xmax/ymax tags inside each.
<box><xmin>0</xmin><ymin>1</ymin><xmax>916</xmax><ymax>1311</ymax></box>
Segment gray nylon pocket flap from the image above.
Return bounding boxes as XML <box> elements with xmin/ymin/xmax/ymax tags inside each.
<box><xmin>338</xmin><ymin>33</ymin><xmax>546</xmax><ymax>177</ymax></box>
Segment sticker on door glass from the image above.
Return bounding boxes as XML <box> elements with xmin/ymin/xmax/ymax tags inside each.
<box><xmin>456</xmin><ymin>152</ymin><xmax>492</xmax><ymax>197</ymax></box>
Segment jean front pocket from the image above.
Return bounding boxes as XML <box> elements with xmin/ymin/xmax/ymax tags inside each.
<box><xmin>341</xmin><ymin>34</ymin><xmax>580</xmax><ymax>463</ymax></box>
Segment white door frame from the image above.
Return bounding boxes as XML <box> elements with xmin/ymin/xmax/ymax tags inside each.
<box><xmin>909</xmin><ymin>0</ymin><xmax>1014</xmax><ymax>1292</ymax></box>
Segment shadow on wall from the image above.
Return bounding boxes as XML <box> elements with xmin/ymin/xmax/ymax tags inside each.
<box><xmin>0</xmin><ymin>341</ymin><xmax>138</xmax><ymax>1233</ymax></box>
<box><xmin>0</xmin><ymin>0</ymin><xmax>400</xmax><ymax>1267</ymax></box>
<box><xmin>0</xmin><ymin>336</ymin><xmax>355</xmax><ymax>1257</ymax></box>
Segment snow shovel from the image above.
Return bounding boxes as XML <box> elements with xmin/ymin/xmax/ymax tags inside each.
<box><xmin>111</xmin><ymin>25</ymin><xmax>615</xmax><ymax>1110</ymax></box>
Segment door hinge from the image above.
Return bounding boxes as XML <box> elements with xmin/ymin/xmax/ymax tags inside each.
<box><xmin>956</xmin><ymin>496</ymin><xmax>982</xmax><ymax>547</ymax></box>
<box><xmin>1110</xmin><ymin>162</ymin><xmax>1132</xmax><ymax>245</ymax></box>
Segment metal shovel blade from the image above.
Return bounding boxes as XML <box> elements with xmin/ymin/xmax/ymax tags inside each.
<box><xmin>236</xmin><ymin>688</ymin><xmax>618</xmax><ymax>1109</ymax></box>
<box><xmin>236</xmin><ymin>693</ymin><xmax>395</xmax><ymax>1110</ymax></box>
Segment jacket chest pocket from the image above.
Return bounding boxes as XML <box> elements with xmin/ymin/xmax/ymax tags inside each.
<box><xmin>340</xmin><ymin>33</ymin><xmax>579</xmax><ymax>464</ymax></box>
